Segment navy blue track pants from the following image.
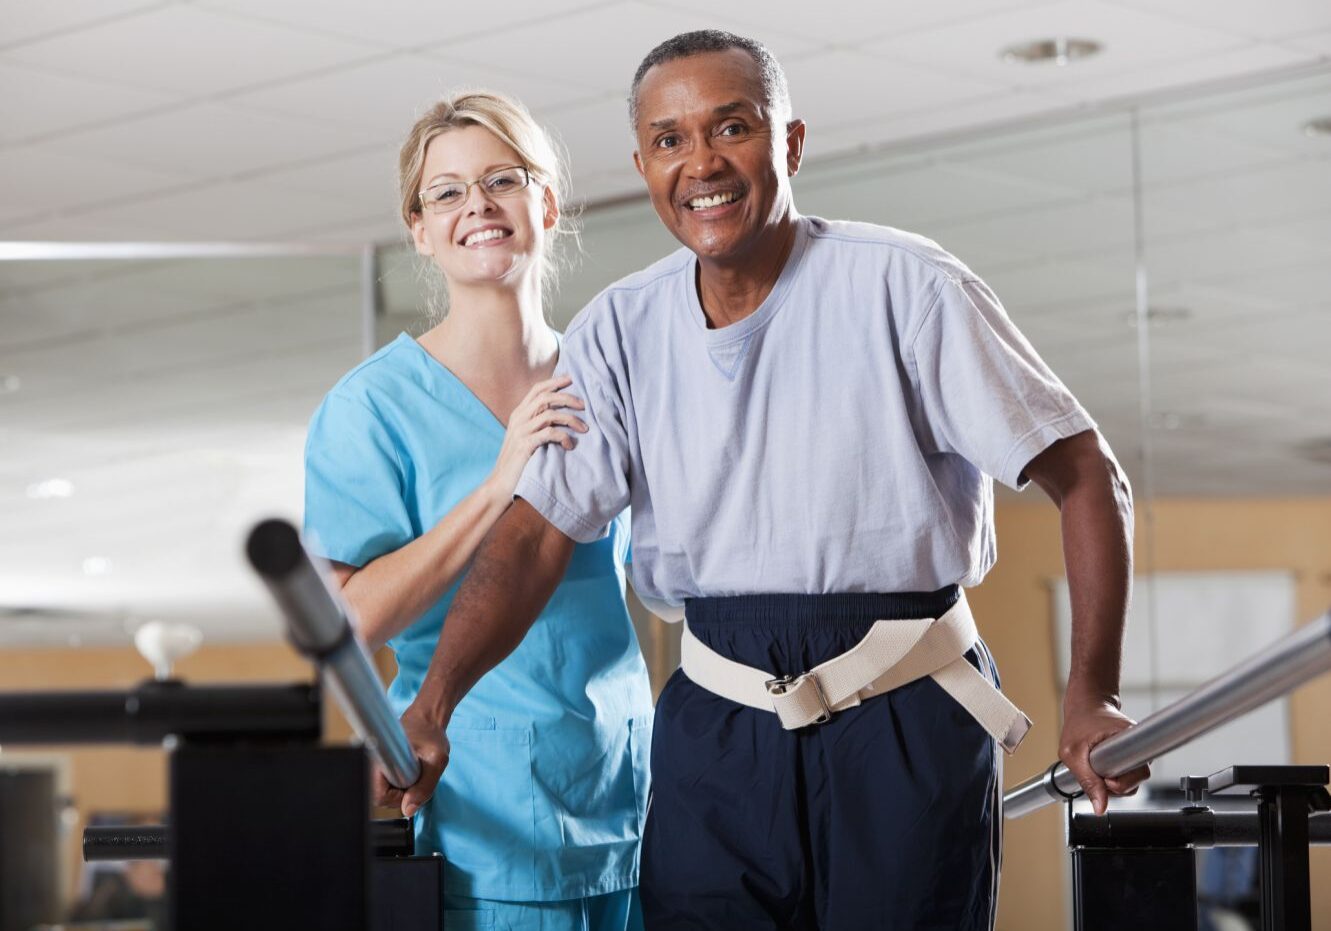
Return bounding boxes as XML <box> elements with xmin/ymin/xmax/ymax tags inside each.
<box><xmin>640</xmin><ymin>590</ymin><xmax>1002</xmax><ymax>931</ymax></box>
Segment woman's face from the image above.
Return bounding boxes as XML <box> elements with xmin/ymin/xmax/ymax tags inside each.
<box><xmin>411</xmin><ymin>124</ymin><xmax>556</xmax><ymax>291</ymax></box>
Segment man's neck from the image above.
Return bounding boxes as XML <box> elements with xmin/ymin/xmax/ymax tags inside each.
<box><xmin>696</xmin><ymin>214</ymin><xmax>799</xmax><ymax>330</ymax></box>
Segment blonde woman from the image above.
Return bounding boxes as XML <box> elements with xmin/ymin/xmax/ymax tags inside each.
<box><xmin>303</xmin><ymin>92</ymin><xmax>651</xmax><ymax>930</ymax></box>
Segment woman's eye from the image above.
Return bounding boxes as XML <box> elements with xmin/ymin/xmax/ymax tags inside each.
<box><xmin>431</xmin><ymin>188</ymin><xmax>460</xmax><ymax>202</ymax></box>
<box><xmin>487</xmin><ymin>177</ymin><xmax>515</xmax><ymax>190</ymax></box>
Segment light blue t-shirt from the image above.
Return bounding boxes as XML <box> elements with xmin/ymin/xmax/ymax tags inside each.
<box><xmin>304</xmin><ymin>333</ymin><xmax>654</xmax><ymax>902</ymax></box>
<box><xmin>515</xmin><ymin>216</ymin><xmax>1095</xmax><ymax>611</ymax></box>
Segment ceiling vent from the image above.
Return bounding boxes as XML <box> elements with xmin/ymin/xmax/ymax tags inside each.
<box><xmin>1294</xmin><ymin>438</ymin><xmax>1331</xmax><ymax>466</ymax></box>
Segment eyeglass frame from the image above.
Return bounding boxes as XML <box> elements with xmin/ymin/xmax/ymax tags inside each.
<box><xmin>417</xmin><ymin>165</ymin><xmax>534</xmax><ymax>214</ymax></box>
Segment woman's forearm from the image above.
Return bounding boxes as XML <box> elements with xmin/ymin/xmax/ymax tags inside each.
<box><xmin>338</xmin><ymin>478</ymin><xmax>512</xmax><ymax>650</ymax></box>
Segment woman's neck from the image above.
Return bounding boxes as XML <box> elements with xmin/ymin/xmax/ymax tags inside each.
<box><xmin>419</xmin><ymin>278</ymin><xmax>557</xmax><ymax>383</ymax></box>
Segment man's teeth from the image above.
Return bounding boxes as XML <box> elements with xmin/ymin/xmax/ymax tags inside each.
<box><xmin>689</xmin><ymin>192</ymin><xmax>740</xmax><ymax>210</ymax></box>
<box><xmin>464</xmin><ymin>228</ymin><xmax>510</xmax><ymax>246</ymax></box>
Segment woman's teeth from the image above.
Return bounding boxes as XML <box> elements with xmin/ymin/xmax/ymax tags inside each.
<box><xmin>689</xmin><ymin>192</ymin><xmax>740</xmax><ymax>210</ymax></box>
<box><xmin>464</xmin><ymin>228</ymin><xmax>511</xmax><ymax>246</ymax></box>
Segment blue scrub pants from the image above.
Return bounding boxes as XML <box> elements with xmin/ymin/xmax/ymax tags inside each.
<box><xmin>442</xmin><ymin>888</ymin><xmax>643</xmax><ymax>930</ymax></box>
<box><xmin>640</xmin><ymin>590</ymin><xmax>1002</xmax><ymax>930</ymax></box>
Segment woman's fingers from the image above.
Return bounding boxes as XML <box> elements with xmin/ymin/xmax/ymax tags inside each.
<box><xmin>535</xmin><ymin>425</ymin><xmax>576</xmax><ymax>450</ymax></box>
<box><xmin>539</xmin><ymin>392</ymin><xmax>585</xmax><ymax>411</ymax></box>
<box><xmin>536</xmin><ymin>411</ymin><xmax>588</xmax><ymax>433</ymax></box>
<box><xmin>522</xmin><ymin>375</ymin><xmax>573</xmax><ymax>403</ymax></box>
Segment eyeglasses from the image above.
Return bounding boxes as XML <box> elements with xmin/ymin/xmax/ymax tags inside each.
<box><xmin>418</xmin><ymin>166</ymin><xmax>532</xmax><ymax>214</ymax></box>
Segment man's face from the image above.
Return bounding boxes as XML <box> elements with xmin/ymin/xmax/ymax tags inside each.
<box><xmin>632</xmin><ymin>49</ymin><xmax>805</xmax><ymax>264</ymax></box>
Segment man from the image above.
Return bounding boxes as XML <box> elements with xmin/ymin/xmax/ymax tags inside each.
<box><xmin>387</xmin><ymin>30</ymin><xmax>1149</xmax><ymax>930</ymax></box>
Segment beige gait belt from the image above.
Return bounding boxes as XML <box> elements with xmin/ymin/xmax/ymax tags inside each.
<box><xmin>679</xmin><ymin>593</ymin><xmax>1032</xmax><ymax>754</ymax></box>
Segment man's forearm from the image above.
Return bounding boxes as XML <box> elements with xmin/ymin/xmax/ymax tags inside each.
<box><xmin>414</xmin><ymin>498</ymin><xmax>575</xmax><ymax>725</ymax></box>
<box><xmin>1059</xmin><ymin>444</ymin><xmax>1134</xmax><ymax>704</ymax></box>
<box><xmin>1026</xmin><ymin>431</ymin><xmax>1134</xmax><ymax>703</ymax></box>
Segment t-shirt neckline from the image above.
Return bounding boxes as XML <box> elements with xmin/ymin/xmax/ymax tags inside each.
<box><xmin>685</xmin><ymin>215</ymin><xmax>810</xmax><ymax>346</ymax></box>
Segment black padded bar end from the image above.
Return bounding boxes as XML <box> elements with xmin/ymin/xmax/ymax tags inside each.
<box><xmin>84</xmin><ymin>824</ymin><xmax>167</xmax><ymax>861</ymax></box>
<box><xmin>246</xmin><ymin>518</ymin><xmax>304</xmax><ymax>579</ymax></box>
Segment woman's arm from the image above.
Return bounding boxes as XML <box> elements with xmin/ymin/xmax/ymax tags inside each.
<box><xmin>329</xmin><ymin>375</ymin><xmax>586</xmax><ymax>651</ymax></box>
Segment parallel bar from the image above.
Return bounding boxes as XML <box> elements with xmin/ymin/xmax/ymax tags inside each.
<box><xmin>0</xmin><ymin>241</ymin><xmax>364</xmax><ymax>261</ymax></box>
<box><xmin>84</xmin><ymin>818</ymin><xmax>414</xmax><ymax>862</ymax></box>
<box><xmin>246</xmin><ymin>519</ymin><xmax>421</xmax><ymax>790</ymax></box>
<box><xmin>0</xmin><ymin>682</ymin><xmax>319</xmax><ymax>746</ymax></box>
<box><xmin>1069</xmin><ymin>811</ymin><xmax>1331</xmax><ymax>848</ymax></box>
<box><xmin>1005</xmin><ymin>610</ymin><xmax>1331</xmax><ymax>819</ymax></box>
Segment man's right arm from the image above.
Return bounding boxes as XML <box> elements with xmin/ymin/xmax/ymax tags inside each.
<box><xmin>383</xmin><ymin>499</ymin><xmax>575</xmax><ymax>817</ymax></box>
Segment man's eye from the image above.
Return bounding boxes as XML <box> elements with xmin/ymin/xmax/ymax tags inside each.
<box><xmin>658</xmin><ymin>135</ymin><xmax>681</xmax><ymax>149</ymax></box>
<box><xmin>720</xmin><ymin>123</ymin><xmax>745</xmax><ymax>136</ymax></box>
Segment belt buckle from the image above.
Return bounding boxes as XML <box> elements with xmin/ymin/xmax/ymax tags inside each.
<box><xmin>764</xmin><ymin>673</ymin><xmax>833</xmax><ymax>725</ymax></box>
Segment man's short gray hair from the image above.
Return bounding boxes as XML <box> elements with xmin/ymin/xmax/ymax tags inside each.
<box><xmin>629</xmin><ymin>30</ymin><xmax>791</xmax><ymax>130</ymax></box>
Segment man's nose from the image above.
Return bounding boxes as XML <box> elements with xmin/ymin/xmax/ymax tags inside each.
<box><xmin>688</xmin><ymin>136</ymin><xmax>727</xmax><ymax>177</ymax></box>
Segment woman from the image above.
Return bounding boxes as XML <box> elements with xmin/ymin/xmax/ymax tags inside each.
<box><xmin>303</xmin><ymin>92</ymin><xmax>652</xmax><ymax>930</ymax></box>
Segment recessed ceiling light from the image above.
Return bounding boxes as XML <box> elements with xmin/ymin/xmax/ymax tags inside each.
<box><xmin>1125</xmin><ymin>306</ymin><xmax>1193</xmax><ymax>328</ymax></box>
<box><xmin>1001</xmin><ymin>37</ymin><xmax>1103</xmax><ymax>66</ymax></box>
<box><xmin>82</xmin><ymin>557</ymin><xmax>113</xmax><ymax>576</ymax></box>
<box><xmin>26</xmin><ymin>478</ymin><xmax>74</xmax><ymax>499</ymax></box>
<box><xmin>1302</xmin><ymin>117</ymin><xmax>1331</xmax><ymax>138</ymax></box>
<box><xmin>1148</xmin><ymin>411</ymin><xmax>1207</xmax><ymax>431</ymax></box>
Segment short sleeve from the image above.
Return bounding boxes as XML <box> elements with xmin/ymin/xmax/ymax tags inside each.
<box><xmin>909</xmin><ymin>275</ymin><xmax>1096</xmax><ymax>490</ymax></box>
<box><xmin>303</xmin><ymin>392</ymin><xmax>415</xmax><ymax>567</ymax></box>
<box><xmin>514</xmin><ymin>321</ymin><xmax>632</xmax><ymax>544</ymax></box>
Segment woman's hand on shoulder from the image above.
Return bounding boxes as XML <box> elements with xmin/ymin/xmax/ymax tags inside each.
<box><xmin>487</xmin><ymin>375</ymin><xmax>587</xmax><ymax>502</ymax></box>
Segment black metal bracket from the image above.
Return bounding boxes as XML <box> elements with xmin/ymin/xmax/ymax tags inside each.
<box><xmin>1205</xmin><ymin>765</ymin><xmax>1331</xmax><ymax>931</ymax></box>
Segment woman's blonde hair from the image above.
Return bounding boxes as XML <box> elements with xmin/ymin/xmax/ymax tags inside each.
<box><xmin>398</xmin><ymin>91</ymin><xmax>578</xmax><ymax>317</ymax></box>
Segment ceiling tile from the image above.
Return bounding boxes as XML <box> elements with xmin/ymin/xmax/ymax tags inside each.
<box><xmin>644</xmin><ymin>0</ymin><xmax>1046</xmax><ymax>45</ymax></box>
<box><xmin>1143</xmin><ymin>159</ymin><xmax>1331</xmax><ymax>233</ymax></box>
<box><xmin>781</xmin><ymin>50</ymin><xmax>1003</xmax><ymax>132</ymax></box>
<box><xmin>231</xmin><ymin>53</ymin><xmax>593</xmax><ymax>141</ymax></box>
<box><xmin>543</xmin><ymin>94</ymin><xmax>638</xmax><ymax>178</ymax></box>
<box><xmin>1104</xmin><ymin>0</ymin><xmax>1331</xmax><ymax>43</ymax></box>
<box><xmin>0</xmin><ymin>62</ymin><xmax>175</xmax><ymax>145</ymax></box>
<box><xmin>1278</xmin><ymin>26</ymin><xmax>1331</xmax><ymax>54</ymax></box>
<box><xmin>1045</xmin><ymin>41</ymin><xmax>1312</xmax><ymax>103</ymax></box>
<box><xmin>257</xmin><ymin>149</ymin><xmax>403</xmax><ymax>225</ymax></box>
<box><xmin>194</xmin><ymin>0</ymin><xmax>607</xmax><ymax>49</ymax></box>
<box><xmin>0</xmin><ymin>0</ymin><xmax>162</xmax><ymax>48</ymax></box>
<box><xmin>44</xmin><ymin>103</ymin><xmax>384</xmax><ymax>181</ymax></box>
<box><xmin>439</xmin><ymin>1</ymin><xmax>819</xmax><ymax>93</ymax></box>
<box><xmin>867</xmin><ymin>0</ymin><xmax>1245</xmax><ymax>93</ymax></box>
<box><xmin>60</xmin><ymin>178</ymin><xmax>377</xmax><ymax>241</ymax></box>
<box><xmin>0</xmin><ymin>146</ymin><xmax>188</xmax><ymax>215</ymax></box>
<box><xmin>797</xmin><ymin>157</ymin><xmax>1076</xmax><ymax>239</ymax></box>
<box><xmin>1153</xmin><ymin>73</ymin><xmax>1331</xmax><ymax>159</ymax></box>
<box><xmin>2</xmin><ymin>5</ymin><xmax>380</xmax><ymax>98</ymax></box>
<box><xmin>934</xmin><ymin>117</ymin><xmax>1134</xmax><ymax>195</ymax></box>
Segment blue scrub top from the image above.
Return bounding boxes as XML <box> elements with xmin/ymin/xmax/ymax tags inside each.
<box><xmin>303</xmin><ymin>333</ymin><xmax>654</xmax><ymax>902</ymax></box>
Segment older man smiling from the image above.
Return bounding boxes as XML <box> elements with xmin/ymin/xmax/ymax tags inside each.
<box><xmin>390</xmin><ymin>30</ymin><xmax>1148</xmax><ymax>930</ymax></box>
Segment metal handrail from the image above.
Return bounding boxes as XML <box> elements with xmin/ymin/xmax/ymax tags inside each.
<box><xmin>247</xmin><ymin>519</ymin><xmax>421</xmax><ymax>790</ymax></box>
<box><xmin>1004</xmin><ymin>609</ymin><xmax>1331</xmax><ymax>819</ymax></box>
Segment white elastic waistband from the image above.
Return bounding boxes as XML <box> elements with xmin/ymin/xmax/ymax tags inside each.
<box><xmin>679</xmin><ymin>594</ymin><xmax>1031</xmax><ymax>754</ymax></box>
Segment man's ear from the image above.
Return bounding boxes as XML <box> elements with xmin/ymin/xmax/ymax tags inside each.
<box><xmin>633</xmin><ymin>149</ymin><xmax>646</xmax><ymax>179</ymax></box>
<box><xmin>542</xmin><ymin>185</ymin><xmax>559</xmax><ymax>230</ymax></box>
<box><xmin>785</xmin><ymin>119</ymin><xmax>806</xmax><ymax>177</ymax></box>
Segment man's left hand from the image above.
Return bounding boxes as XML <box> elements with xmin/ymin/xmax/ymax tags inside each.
<box><xmin>1058</xmin><ymin>696</ymin><xmax>1150</xmax><ymax>815</ymax></box>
